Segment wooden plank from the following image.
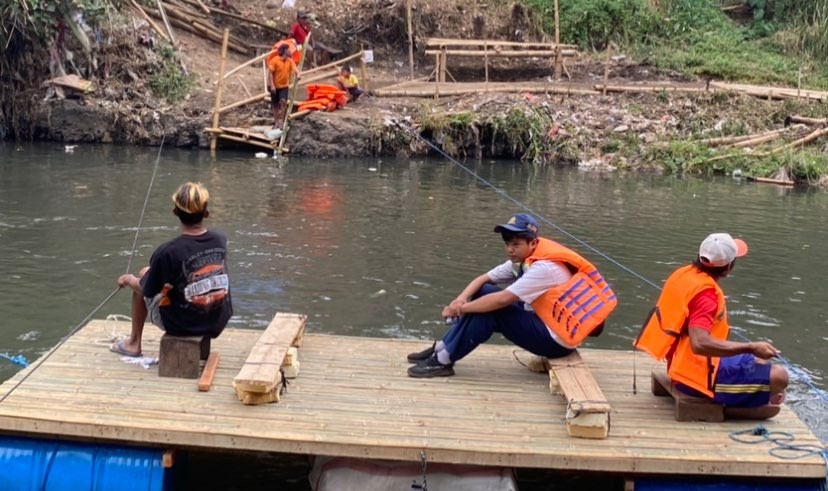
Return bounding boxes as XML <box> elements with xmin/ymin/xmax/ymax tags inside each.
<box><xmin>233</xmin><ymin>313</ymin><xmax>306</xmax><ymax>393</ymax></box>
<box><xmin>425</xmin><ymin>37</ymin><xmax>577</xmax><ymax>49</ymax></box>
<box><xmin>652</xmin><ymin>371</ymin><xmax>724</xmax><ymax>423</ymax></box>
<box><xmin>198</xmin><ymin>352</ymin><xmax>221</xmax><ymax>392</ymax></box>
<box><xmin>0</xmin><ymin>321</ymin><xmax>823</xmax><ymax>480</ymax></box>
<box><xmin>548</xmin><ymin>351</ymin><xmax>611</xmax><ymax>439</ymax></box>
<box><xmin>424</xmin><ymin>49</ymin><xmax>577</xmax><ymax>57</ymax></box>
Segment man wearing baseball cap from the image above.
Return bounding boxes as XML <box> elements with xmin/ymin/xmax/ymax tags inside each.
<box><xmin>634</xmin><ymin>233</ymin><xmax>788</xmax><ymax>419</ymax></box>
<box><xmin>407</xmin><ymin>213</ymin><xmax>617</xmax><ymax>378</ymax></box>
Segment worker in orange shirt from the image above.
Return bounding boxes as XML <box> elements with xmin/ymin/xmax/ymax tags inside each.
<box><xmin>267</xmin><ymin>44</ymin><xmax>300</xmax><ymax>129</ymax></box>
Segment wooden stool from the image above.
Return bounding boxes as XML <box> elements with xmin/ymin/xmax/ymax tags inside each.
<box><xmin>159</xmin><ymin>334</ymin><xmax>210</xmax><ymax>379</ymax></box>
<box><xmin>651</xmin><ymin>371</ymin><xmax>724</xmax><ymax>422</ymax></box>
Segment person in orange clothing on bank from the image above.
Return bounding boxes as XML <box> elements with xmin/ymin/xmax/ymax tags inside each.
<box><xmin>267</xmin><ymin>44</ymin><xmax>300</xmax><ymax>129</ymax></box>
<box><xmin>634</xmin><ymin>233</ymin><xmax>788</xmax><ymax>419</ymax></box>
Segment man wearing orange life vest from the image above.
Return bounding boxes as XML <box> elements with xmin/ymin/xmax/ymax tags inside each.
<box><xmin>634</xmin><ymin>233</ymin><xmax>788</xmax><ymax>419</ymax></box>
<box><xmin>407</xmin><ymin>213</ymin><xmax>617</xmax><ymax>378</ymax></box>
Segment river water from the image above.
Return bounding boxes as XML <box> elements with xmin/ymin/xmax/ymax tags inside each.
<box><xmin>0</xmin><ymin>143</ymin><xmax>826</xmax><ymax>486</ymax></box>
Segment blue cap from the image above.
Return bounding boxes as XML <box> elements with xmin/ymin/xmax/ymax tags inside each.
<box><xmin>493</xmin><ymin>213</ymin><xmax>539</xmax><ymax>237</ymax></box>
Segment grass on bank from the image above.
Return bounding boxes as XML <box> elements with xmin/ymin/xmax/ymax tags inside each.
<box><xmin>522</xmin><ymin>0</ymin><xmax>828</xmax><ymax>89</ymax></box>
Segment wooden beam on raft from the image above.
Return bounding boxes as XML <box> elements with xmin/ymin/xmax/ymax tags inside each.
<box><xmin>197</xmin><ymin>352</ymin><xmax>221</xmax><ymax>392</ymax></box>
<box><xmin>547</xmin><ymin>351</ymin><xmax>611</xmax><ymax>439</ymax></box>
<box><xmin>233</xmin><ymin>313</ymin><xmax>307</xmax><ymax>405</ymax></box>
<box><xmin>209</xmin><ymin>29</ymin><xmax>230</xmax><ymax>152</ymax></box>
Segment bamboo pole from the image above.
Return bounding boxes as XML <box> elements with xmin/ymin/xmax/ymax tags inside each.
<box><xmin>423</xmin><ymin>49</ymin><xmax>577</xmax><ymax>57</ymax></box>
<box><xmin>359</xmin><ymin>51</ymin><xmax>369</xmax><ymax>92</ymax></box>
<box><xmin>700</xmin><ymin>133</ymin><xmax>762</xmax><ymax>147</ymax></box>
<box><xmin>219</xmin><ymin>93</ymin><xmax>267</xmax><ymax>114</ymax></box>
<box><xmin>729</xmin><ymin>125</ymin><xmax>807</xmax><ymax>148</ymax></box>
<box><xmin>749</xmin><ymin>176</ymin><xmax>794</xmax><ymax>186</ymax></box>
<box><xmin>210</xmin><ymin>29</ymin><xmax>230</xmax><ymax>152</ymax></box>
<box><xmin>237</xmin><ymin>75</ymin><xmax>252</xmax><ymax>98</ymax></box>
<box><xmin>594</xmin><ymin>84</ymin><xmax>711</xmax><ymax>94</ymax></box>
<box><xmin>484</xmin><ymin>41</ymin><xmax>489</xmax><ymax>85</ymax></box>
<box><xmin>788</xmin><ymin>115</ymin><xmax>827</xmax><ymax>125</ymax></box>
<box><xmin>376</xmin><ymin>84</ymin><xmax>601</xmax><ymax>97</ymax></box>
<box><xmin>407</xmin><ymin>0</ymin><xmax>414</xmax><ymax>80</ymax></box>
<box><xmin>225</xmin><ymin>50</ymin><xmax>274</xmax><ymax>80</ymax></box>
<box><xmin>602</xmin><ymin>43</ymin><xmax>613</xmax><ymax>96</ymax></box>
<box><xmin>217</xmin><ymin>133</ymin><xmax>276</xmax><ymax>150</ymax></box>
<box><xmin>295</xmin><ymin>51</ymin><xmax>365</xmax><ymax>79</ymax></box>
<box><xmin>297</xmin><ymin>68</ymin><xmax>339</xmax><ymax>86</ymax></box>
<box><xmin>155</xmin><ymin>0</ymin><xmax>177</xmax><ymax>45</ymax></box>
<box><xmin>278</xmin><ymin>35</ymin><xmax>313</xmax><ymax>154</ymax></box>
<box><xmin>771</xmin><ymin>126</ymin><xmax>828</xmax><ymax>154</ymax></box>
<box><xmin>193</xmin><ymin>0</ymin><xmax>210</xmax><ymax>14</ymax></box>
<box><xmin>129</xmin><ymin>0</ymin><xmax>170</xmax><ymax>43</ymax></box>
<box><xmin>553</xmin><ymin>0</ymin><xmax>561</xmax><ymax>80</ymax></box>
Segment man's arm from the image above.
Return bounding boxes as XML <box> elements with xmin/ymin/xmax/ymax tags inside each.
<box><xmin>117</xmin><ymin>274</ymin><xmax>144</xmax><ymax>295</ymax></box>
<box><xmin>688</xmin><ymin>328</ymin><xmax>780</xmax><ymax>360</ymax></box>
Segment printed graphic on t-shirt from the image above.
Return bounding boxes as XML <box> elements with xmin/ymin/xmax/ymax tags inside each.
<box><xmin>182</xmin><ymin>248</ymin><xmax>230</xmax><ymax>310</ymax></box>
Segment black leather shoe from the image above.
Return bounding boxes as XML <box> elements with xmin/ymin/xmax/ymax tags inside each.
<box><xmin>407</xmin><ymin>341</ymin><xmax>436</xmax><ymax>363</ymax></box>
<box><xmin>407</xmin><ymin>353</ymin><xmax>454</xmax><ymax>378</ymax></box>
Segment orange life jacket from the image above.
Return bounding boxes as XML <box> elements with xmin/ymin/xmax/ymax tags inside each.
<box><xmin>515</xmin><ymin>237</ymin><xmax>617</xmax><ymax>348</ymax></box>
<box><xmin>267</xmin><ymin>39</ymin><xmax>302</xmax><ymax>65</ymax></box>
<box><xmin>633</xmin><ymin>264</ymin><xmax>728</xmax><ymax>397</ymax></box>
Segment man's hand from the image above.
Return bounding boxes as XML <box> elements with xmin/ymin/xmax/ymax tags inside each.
<box><xmin>749</xmin><ymin>341</ymin><xmax>780</xmax><ymax>360</ymax></box>
<box><xmin>117</xmin><ymin>274</ymin><xmax>134</xmax><ymax>288</ymax></box>
<box><xmin>442</xmin><ymin>304</ymin><xmax>461</xmax><ymax>319</ymax></box>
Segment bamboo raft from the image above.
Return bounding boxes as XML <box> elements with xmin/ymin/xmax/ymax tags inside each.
<box><xmin>0</xmin><ymin>319</ymin><xmax>824</xmax><ymax>482</ymax></box>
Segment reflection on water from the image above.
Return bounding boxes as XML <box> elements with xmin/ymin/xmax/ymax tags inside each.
<box><xmin>1</xmin><ymin>143</ymin><xmax>826</xmax><ymax>448</ymax></box>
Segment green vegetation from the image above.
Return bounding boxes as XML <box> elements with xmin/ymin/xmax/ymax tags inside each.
<box><xmin>523</xmin><ymin>0</ymin><xmax>828</xmax><ymax>89</ymax></box>
<box><xmin>149</xmin><ymin>44</ymin><xmax>196</xmax><ymax>104</ymax></box>
<box><xmin>416</xmin><ymin>103</ymin><xmax>557</xmax><ymax>164</ymax></box>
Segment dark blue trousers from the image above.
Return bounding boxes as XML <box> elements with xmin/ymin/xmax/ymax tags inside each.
<box><xmin>441</xmin><ymin>284</ymin><xmax>573</xmax><ymax>362</ymax></box>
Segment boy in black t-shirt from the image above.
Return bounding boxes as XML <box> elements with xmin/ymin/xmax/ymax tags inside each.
<box><xmin>112</xmin><ymin>182</ymin><xmax>233</xmax><ymax>357</ymax></box>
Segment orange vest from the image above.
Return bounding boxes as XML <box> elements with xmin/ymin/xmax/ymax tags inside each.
<box><xmin>516</xmin><ymin>237</ymin><xmax>617</xmax><ymax>348</ymax></box>
<box><xmin>633</xmin><ymin>264</ymin><xmax>728</xmax><ymax>397</ymax></box>
<box><xmin>268</xmin><ymin>39</ymin><xmax>302</xmax><ymax>65</ymax></box>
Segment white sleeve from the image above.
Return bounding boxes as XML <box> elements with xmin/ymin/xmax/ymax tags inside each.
<box><xmin>506</xmin><ymin>261</ymin><xmax>572</xmax><ymax>304</ymax></box>
<box><xmin>486</xmin><ymin>260</ymin><xmax>516</xmax><ymax>284</ymax></box>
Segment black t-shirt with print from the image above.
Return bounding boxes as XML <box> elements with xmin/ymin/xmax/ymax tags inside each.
<box><xmin>141</xmin><ymin>230</ymin><xmax>233</xmax><ymax>337</ymax></box>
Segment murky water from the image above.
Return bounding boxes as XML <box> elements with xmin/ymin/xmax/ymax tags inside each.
<box><xmin>1</xmin><ymin>143</ymin><xmax>826</xmax><ymax>487</ymax></box>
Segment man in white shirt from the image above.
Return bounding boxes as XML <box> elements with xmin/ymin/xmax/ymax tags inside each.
<box><xmin>408</xmin><ymin>213</ymin><xmax>611</xmax><ymax>378</ymax></box>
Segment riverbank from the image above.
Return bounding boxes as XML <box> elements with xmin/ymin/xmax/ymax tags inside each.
<box><xmin>4</xmin><ymin>0</ymin><xmax>828</xmax><ymax>184</ymax></box>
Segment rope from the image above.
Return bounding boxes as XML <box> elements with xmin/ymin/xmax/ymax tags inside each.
<box><xmin>0</xmin><ymin>136</ymin><xmax>166</xmax><ymax>405</ymax></box>
<box><xmin>405</xmin><ymin>127</ymin><xmax>828</xmax><ymax>404</ymax></box>
<box><xmin>730</xmin><ymin>425</ymin><xmax>828</xmax><ymax>474</ymax></box>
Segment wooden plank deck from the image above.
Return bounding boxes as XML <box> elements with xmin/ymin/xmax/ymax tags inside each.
<box><xmin>0</xmin><ymin>320</ymin><xmax>824</xmax><ymax>480</ymax></box>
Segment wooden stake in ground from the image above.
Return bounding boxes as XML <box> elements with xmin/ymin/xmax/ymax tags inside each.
<box><xmin>407</xmin><ymin>0</ymin><xmax>414</xmax><ymax>80</ymax></box>
<box><xmin>209</xmin><ymin>29</ymin><xmax>230</xmax><ymax>153</ymax></box>
<box><xmin>602</xmin><ymin>43</ymin><xmax>613</xmax><ymax>96</ymax></box>
<box><xmin>553</xmin><ymin>0</ymin><xmax>562</xmax><ymax>80</ymax></box>
<box><xmin>359</xmin><ymin>50</ymin><xmax>369</xmax><ymax>92</ymax></box>
<box><xmin>277</xmin><ymin>35</ymin><xmax>313</xmax><ymax>155</ymax></box>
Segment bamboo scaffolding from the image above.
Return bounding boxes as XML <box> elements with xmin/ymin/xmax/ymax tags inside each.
<box><xmin>129</xmin><ymin>0</ymin><xmax>170</xmax><ymax>43</ymax></box>
<box><xmin>210</xmin><ymin>29</ymin><xmax>230</xmax><ymax>152</ymax></box>
<box><xmin>711</xmin><ymin>82</ymin><xmax>828</xmax><ymax>101</ymax></box>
